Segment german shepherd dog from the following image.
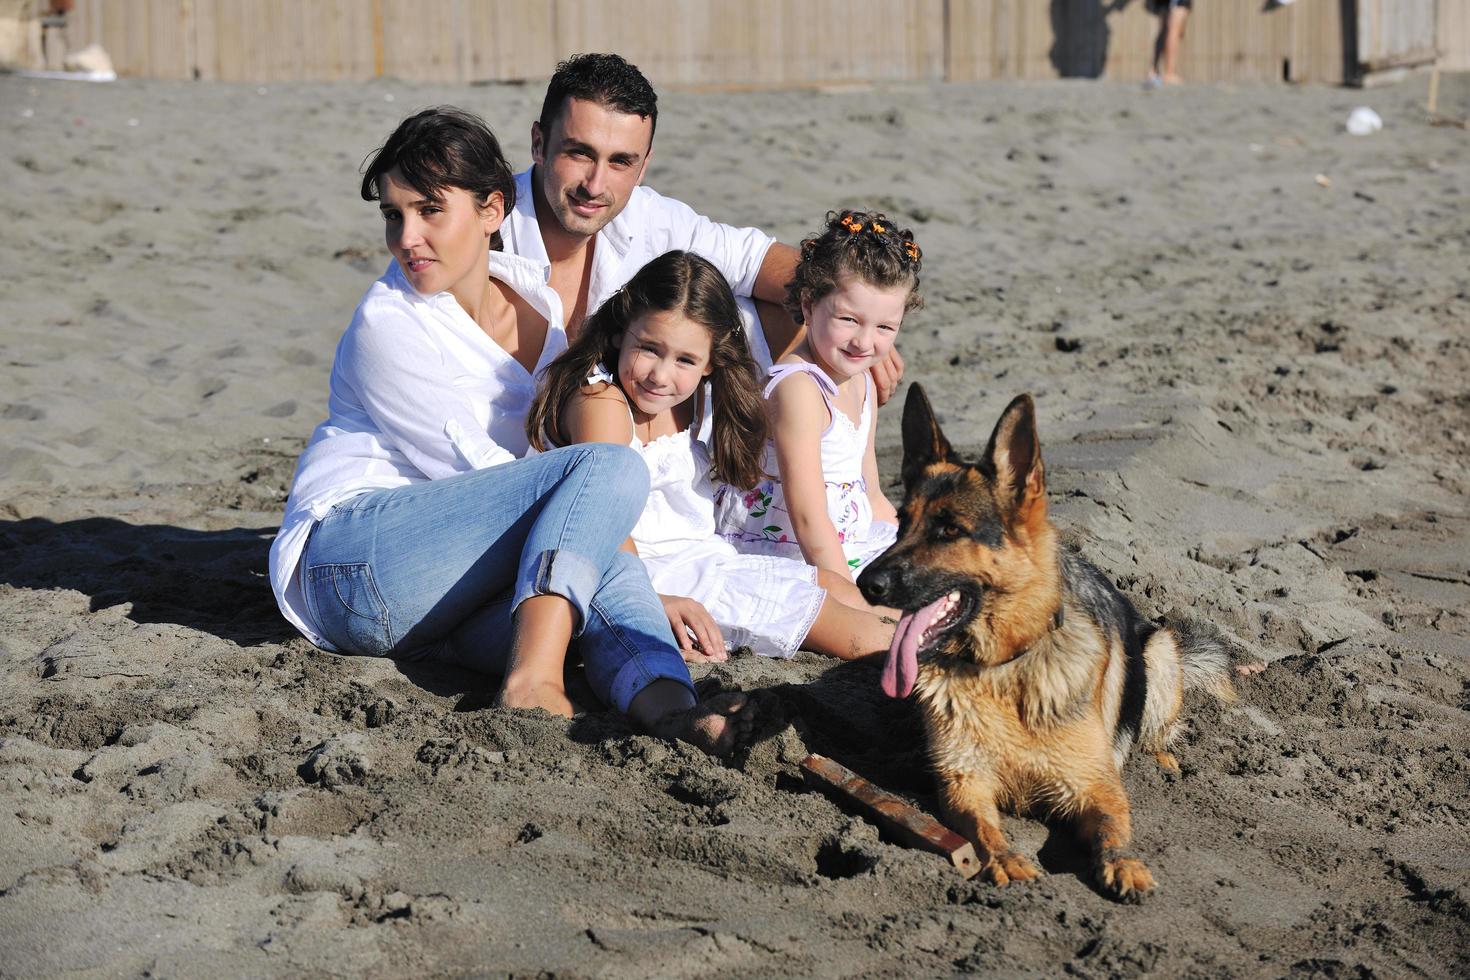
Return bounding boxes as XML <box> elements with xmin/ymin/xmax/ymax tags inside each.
<box><xmin>857</xmin><ymin>386</ymin><xmax>1236</xmax><ymax>901</ymax></box>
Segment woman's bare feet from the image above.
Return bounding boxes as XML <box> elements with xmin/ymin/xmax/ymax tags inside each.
<box><xmin>497</xmin><ymin>594</ymin><xmax>578</xmax><ymax>718</ymax></box>
<box><xmin>629</xmin><ymin>679</ymin><xmax>757</xmax><ymax>757</ymax></box>
<box><xmin>496</xmin><ymin>677</ymin><xmax>576</xmax><ymax>718</ymax></box>
<box><xmin>651</xmin><ymin>692</ymin><xmax>757</xmax><ymax>757</ymax></box>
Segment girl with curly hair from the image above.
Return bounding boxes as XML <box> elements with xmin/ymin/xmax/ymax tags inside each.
<box><xmin>716</xmin><ymin>209</ymin><xmax>923</xmax><ymax>607</ymax></box>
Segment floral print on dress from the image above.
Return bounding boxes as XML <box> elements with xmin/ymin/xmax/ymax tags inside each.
<box><xmin>715</xmin><ymin>362</ymin><xmax>897</xmax><ymax>575</ymax></box>
<box><xmin>725</xmin><ymin>476</ymin><xmax>866</xmax><ymax>549</ymax></box>
<box><xmin>718</xmin><ymin>471</ymin><xmax>895</xmax><ymax>574</ymax></box>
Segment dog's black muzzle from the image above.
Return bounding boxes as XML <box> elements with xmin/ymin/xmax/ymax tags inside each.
<box><xmin>860</xmin><ymin>548</ymin><xmax>982</xmax><ymax>620</ymax></box>
<box><xmin>858</xmin><ymin>551</ymin><xmax>922</xmax><ymax>609</ymax></box>
<box><xmin>856</xmin><ymin>559</ymin><xmax>899</xmax><ymax>607</ymax></box>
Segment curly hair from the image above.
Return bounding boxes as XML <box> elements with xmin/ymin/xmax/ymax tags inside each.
<box><xmin>360</xmin><ymin>106</ymin><xmax>516</xmax><ymax>252</ymax></box>
<box><xmin>784</xmin><ymin>209</ymin><xmax>924</xmax><ymax>324</ymax></box>
<box><xmin>527</xmin><ymin>251</ymin><xmax>768</xmax><ymax>490</ymax></box>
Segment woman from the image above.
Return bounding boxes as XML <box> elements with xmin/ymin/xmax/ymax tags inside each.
<box><xmin>267</xmin><ymin>107</ymin><xmax>752</xmax><ymax>755</ymax></box>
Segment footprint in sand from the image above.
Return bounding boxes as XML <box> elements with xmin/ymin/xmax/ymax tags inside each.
<box><xmin>332</xmin><ymin>245</ymin><xmax>380</xmax><ymax>274</ymax></box>
<box><xmin>2</xmin><ymin>403</ymin><xmax>45</xmax><ymax>421</ymax></box>
<box><xmin>278</xmin><ymin>348</ymin><xmax>319</xmax><ymax>367</ymax></box>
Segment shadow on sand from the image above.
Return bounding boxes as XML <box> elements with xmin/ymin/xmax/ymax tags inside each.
<box><xmin>0</xmin><ymin>516</ymin><xmax>295</xmax><ymax>647</ymax></box>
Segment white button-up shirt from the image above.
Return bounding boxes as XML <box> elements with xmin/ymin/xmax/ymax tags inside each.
<box><xmin>268</xmin><ymin>249</ymin><xmax>567</xmax><ymax>648</ymax></box>
<box><xmin>502</xmin><ymin>168</ymin><xmax>776</xmax><ymax>364</ymax></box>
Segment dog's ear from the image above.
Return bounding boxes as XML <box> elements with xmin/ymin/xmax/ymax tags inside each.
<box><xmin>901</xmin><ymin>383</ymin><xmax>957</xmax><ymax>489</ymax></box>
<box><xmin>984</xmin><ymin>394</ymin><xmax>1046</xmax><ymax>526</ymax></box>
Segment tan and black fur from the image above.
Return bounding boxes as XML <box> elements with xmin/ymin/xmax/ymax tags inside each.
<box><xmin>858</xmin><ymin>386</ymin><xmax>1235</xmax><ymax>901</ymax></box>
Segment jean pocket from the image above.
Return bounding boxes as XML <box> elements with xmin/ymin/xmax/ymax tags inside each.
<box><xmin>305</xmin><ymin>562</ymin><xmax>394</xmax><ymax>656</ymax></box>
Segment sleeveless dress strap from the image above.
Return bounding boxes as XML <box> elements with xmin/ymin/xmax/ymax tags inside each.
<box><xmin>857</xmin><ymin>371</ymin><xmax>875</xmax><ymax>438</ymax></box>
<box><xmin>763</xmin><ymin>362</ymin><xmax>840</xmax><ymax>404</ymax></box>
<box><xmin>583</xmin><ymin>362</ymin><xmax>637</xmax><ymax>438</ymax></box>
<box><xmin>695</xmin><ymin>380</ymin><xmax>715</xmax><ymax>447</ymax></box>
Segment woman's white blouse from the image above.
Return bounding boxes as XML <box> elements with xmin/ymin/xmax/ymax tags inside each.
<box><xmin>268</xmin><ymin>250</ymin><xmax>567</xmax><ymax>648</ymax></box>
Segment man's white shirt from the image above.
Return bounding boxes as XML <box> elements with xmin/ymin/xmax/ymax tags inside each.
<box><xmin>502</xmin><ymin>168</ymin><xmax>776</xmax><ymax>367</ymax></box>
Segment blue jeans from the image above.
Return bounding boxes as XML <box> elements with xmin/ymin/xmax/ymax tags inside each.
<box><xmin>300</xmin><ymin>443</ymin><xmax>693</xmax><ymax>713</ymax></box>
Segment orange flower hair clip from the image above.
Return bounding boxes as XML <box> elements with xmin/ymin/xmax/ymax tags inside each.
<box><xmin>903</xmin><ymin>241</ymin><xmax>921</xmax><ymax>262</ymax></box>
<box><xmin>840</xmin><ymin>214</ymin><xmax>864</xmax><ymax>234</ymax></box>
<box><xmin>871</xmin><ymin>221</ymin><xmax>886</xmax><ymax>234</ymax></box>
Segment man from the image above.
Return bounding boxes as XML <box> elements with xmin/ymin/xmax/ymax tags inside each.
<box><xmin>501</xmin><ymin>52</ymin><xmax>902</xmax><ymax>401</ymax></box>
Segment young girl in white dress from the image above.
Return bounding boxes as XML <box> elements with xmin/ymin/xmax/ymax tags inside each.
<box><xmin>526</xmin><ymin>250</ymin><xmax>894</xmax><ymax>663</ymax></box>
<box><xmin>716</xmin><ymin>210</ymin><xmax>922</xmax><ymax>607</ymax></box>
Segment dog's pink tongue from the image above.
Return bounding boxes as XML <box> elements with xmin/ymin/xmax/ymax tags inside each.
<box><xmin>881</xmin><ymin>596</ymin><xmax>947</xmax><ymax>699</ymax></box>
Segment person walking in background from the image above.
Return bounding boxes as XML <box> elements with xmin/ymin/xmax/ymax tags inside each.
<box><xmin>1148</xmin><ymin>0</ymin><xmax>1192</xmax><ymax>86</ymax></box>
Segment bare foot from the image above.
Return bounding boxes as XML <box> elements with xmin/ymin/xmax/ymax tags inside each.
<box><xmin>1235</xmin><ymin>661</ymin><xmax>1267</xmax><ymax>677</ymax></box>
<box><xmin>651</xmin><ymin>692</ymin><xmax>757</xmax><ymax>757</ymax></box>
<box><xmin>496</xmin><ymin>678</ymin><xmax>576</xmax><ymax>719</ymax></box>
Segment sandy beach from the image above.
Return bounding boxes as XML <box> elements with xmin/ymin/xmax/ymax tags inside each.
<box><xmin>1</xmin><ymin>71</ymin><xmax>1468</xmax><ymax>976</ymax></box>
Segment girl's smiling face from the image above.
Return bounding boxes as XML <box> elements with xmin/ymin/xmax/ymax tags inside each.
<box><xmin>801</xmin><ymin>274</ymin><xmax>907</xmax><ymax>382</ymax></box>
<box><xmin>616</xmin><ymin>309</ymin><xmax>714</xmax><ymax>419</ymax></box>
<box><xmin>378</xmin><ymin>168</ymin><xmax>503</xmax><ymax>310</ymax></box>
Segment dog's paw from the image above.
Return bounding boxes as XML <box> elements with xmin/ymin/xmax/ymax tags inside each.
<box><xmin>1153</xmin><ymin>750</ymin><xmax>1180</xmax><ymax>778</ymax></box>
<box><xmin>1097</xmin><ymin>854</ymin><xmax>1155</xmax><ymax>902</ymax></box>
<box><xmin>981</xmin><ymin>850</ymin><xmax>1041</xmax><ymax>887</ymax></box>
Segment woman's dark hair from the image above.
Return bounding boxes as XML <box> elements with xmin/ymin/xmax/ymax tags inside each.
<box><xmin>528</xmin><ymin>251</ymin><xmax>767</xmax><ymax>490</ymax></box>
<box><xmin>785</xmin><ymin>209</ymin><xmax>924</xmax><ymax>324</ymax></box>
<box><xmin>538</xmin><ymin>52</ymin><xmax>658</xmax><ymax>145</ymax></box>
<box><xmin>360</xmin><ymin>106</ymin><xmax>516</xmax><ymax>250</ymax></box>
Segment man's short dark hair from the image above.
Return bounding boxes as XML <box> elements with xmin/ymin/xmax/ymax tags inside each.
<box><xmin>537</xmin><ymin>53</ymin><xmax>658</xmax><ymax>145</ymax></box>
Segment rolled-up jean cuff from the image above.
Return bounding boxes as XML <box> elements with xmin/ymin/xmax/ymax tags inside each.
<box><xmin>514</xmin><ymin>549</ymin><xmax>603</xmax><ymax>636</ymax></box>
<box><xmin>607</xmin><ymin>656</ymin><xmax>698</xmax><ymax>716</ymax></box>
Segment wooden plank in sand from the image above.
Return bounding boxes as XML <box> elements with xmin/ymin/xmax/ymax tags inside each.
<box><xmin>801</xmin><ymin>753</ymin><xmax>979</xmax><ymax>878</ymax></box>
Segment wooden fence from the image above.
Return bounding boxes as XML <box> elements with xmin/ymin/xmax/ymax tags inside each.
<box><xmin>53</xmin><ymin>1</ymin><xmax>1470</xmax><ymax>88</ymax></box>
<box><xmin>1442</xmin><ymin>0</ymin><xmax>1470</xmax><ymax>70</ymax></box>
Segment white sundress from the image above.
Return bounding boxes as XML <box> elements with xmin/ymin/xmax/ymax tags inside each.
<box><xmin>715</xmin><ymin>362</ymin><xmax>897</xmax><ymax>574</ymax></box>
<box><xmin>586</xmin><ymin>366</ymin><xmax>828</xmax><ymax>659</ymax></box>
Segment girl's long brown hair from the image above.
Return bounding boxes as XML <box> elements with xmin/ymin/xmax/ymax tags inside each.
<box><xmin>527</xmin><ymin>250</ymin><xmax>768</xmax><ymax>490</ymax></box>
